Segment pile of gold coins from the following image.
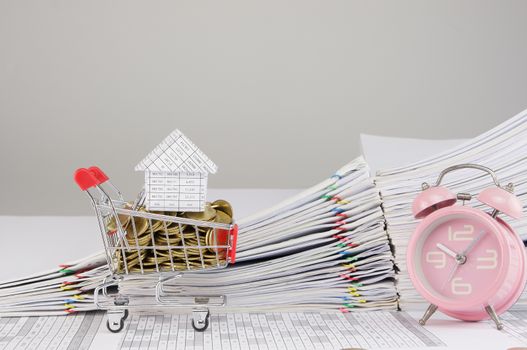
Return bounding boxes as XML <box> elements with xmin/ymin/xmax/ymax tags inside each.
<box><xmin>105</xmin><ymin>199</ymin><xmax>234</xmax><ymax>273</ymax></box>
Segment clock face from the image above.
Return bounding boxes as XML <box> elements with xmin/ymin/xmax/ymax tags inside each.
<box><xmin>415</xmin><ymin>214</ymin><xmax>503</xmax><ymax>303</ymax></box>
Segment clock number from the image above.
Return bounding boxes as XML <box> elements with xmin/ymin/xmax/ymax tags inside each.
<box><xmin>425</xmin><ymin>251</ymin><xmax>446</xmax><ymax>269</ymax></box>
<box><xmin>477</xmin><ymin>249</ymin><xmax>498</xmax><ymax>270</ymax></box>
<box><xmin>451</xmin><ymin>277</ymin><xmax>472</xmax><ymax>295</ymax></box>
<box><xmin>448</xmin><ymin>225</ymin><xmax>474</xmax><ymax>241</ymax></box>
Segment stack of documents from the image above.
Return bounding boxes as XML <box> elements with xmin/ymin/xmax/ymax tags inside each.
<box><xmin>375</xmin><ymin>108</ymin><xmax>527</xmax><ymax>308</ymax></box>
<box><xmin>0</xmin><ymin>157</ymin><xmax>397</xmax><ymax>315</ymax></box>
<box><xmin>0</xmin><ymin>253</ymin><xmax>107</xmax><ymax>316</ymax></box>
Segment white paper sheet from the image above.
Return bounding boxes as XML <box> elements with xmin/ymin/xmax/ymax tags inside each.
<box><xmin>360</xmin><ymin>134</ymin><xmax>467</xmax><ymax>176</ymax></box>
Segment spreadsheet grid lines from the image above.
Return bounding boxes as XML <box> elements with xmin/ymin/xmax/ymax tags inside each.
<box><xmin>0</xmin><ymin>311</ymin><xmax>452</xmax><ymax>350</ymax></box>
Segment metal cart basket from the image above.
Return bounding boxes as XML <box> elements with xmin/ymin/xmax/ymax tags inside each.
<box><xmin>74</xmin><ymin>166</ymin><xmax>238</xmax><ymax>333</ymax></box>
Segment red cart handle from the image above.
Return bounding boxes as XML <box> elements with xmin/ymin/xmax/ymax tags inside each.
<box><xmin>74</xmin><ymin>166</ymin><xmax>109</xmax><ymax>190</ymax></box>
<box><xmin>88</xmin><ymin>166</ymin><xmax>109</xmax><ymax>184</ymax></box>
<box><xmin>229</xmin><ymin>224</ymin><xmax>238</xmax><ymax>264</ymax></box>
<box><xmin>74</xmin><ymin>168</ymin><xmax>98</xmax><ymax>191</ymax></box>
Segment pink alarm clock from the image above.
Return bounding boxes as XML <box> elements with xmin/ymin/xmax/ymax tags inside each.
<box><xmin>407</xmin><ymin>164</ymin><xmax>526</xmax><ymax>330</ymax></box>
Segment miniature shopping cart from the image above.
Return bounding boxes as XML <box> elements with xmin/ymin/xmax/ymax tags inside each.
<box><xmin>74</xmin><ymin>166</ymin><xmax>238</xmax><ymax>333</ymax></box>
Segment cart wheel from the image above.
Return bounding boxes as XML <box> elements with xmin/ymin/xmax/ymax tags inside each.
<box><xmin>107</xmin><ymin>318</ymin><xmax>125</xmax><ymax>333</ymax></box>
<box><xmin>192</xmin><ymin>315</ymin><xmax>209</xmax><ymax>332</ymax></box>
<box><xmin>122</xmin><ymin>309</ymin><xmax>129</xmax><ymax>321</ymax></box>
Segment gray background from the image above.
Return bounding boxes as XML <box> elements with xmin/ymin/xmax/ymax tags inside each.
<box><xmin>1</xmin><ymin>0</ymin><xmax>527</xmax><ymax>215</ymax></box>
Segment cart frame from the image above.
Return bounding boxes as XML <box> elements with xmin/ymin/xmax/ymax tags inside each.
<box><xmin>74</xmin><ymin>166</ymin><xmax>238</xmax><ymax>332</ymax></box>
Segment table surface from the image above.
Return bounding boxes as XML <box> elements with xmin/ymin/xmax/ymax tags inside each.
<box><xmin>1</xmin><ymin>188</ymin><xmax>526</xmax><ymax>349</ymax></box>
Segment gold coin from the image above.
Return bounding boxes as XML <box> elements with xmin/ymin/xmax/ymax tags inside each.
<box><xmin>152</xmin><ymin>222</ymin><xmax>168</xmax><ymax>234</ymax></box>
<box><xmin>170</xmin><ymin>249</ymin><xmax>201</xmax><ymax>258</ymax></box>
<box><xmin>155</xmin><ymin>249</ymin><xmax>175</xmax><ymax>258</ymax></box>
<box><xmin>155</xmin><ymin>236</ymin><xmax>182</xmax><ymax>245</ymax></box>
<box><xmin>166</xmin><ymin>224</ymin><xmax>186</xmax><ymax>234</ymax></box>
<box><xmin>180</xmin><ymin>229</ymin><xmax>205</xmax><ymax>239</ymax></box>
<box><xmin>155</xmin><ymin>245</ymin><xmax>184</xmax><ymax>258</ymax></box>
<box><xmin>198</xmin><ymin>225</ymin><xmax>211</xmax><ymax>233</ymax></box>
<box><xmin>106</xmin><ymin>203</ymin><xmax>133</xmax><ymax>232</ymax></box>
<box><xmin>204</xmin><ymin>228</ymin><xmax>213</xmax><ymax>247</ymax></box>
<box><xmin>115</xmin><ymin>247</ymin><xmax>146</xmax><ymax>259</ymax></box>
<box><xmin>150</xmin><ymin>220</ymin><xmax>165</xmax><ymax>232</ymax></box>
<box><xmin>116</xmin><ymin>255</ymin><xmax>144</xmax><ymax>272</ymax></box>
<box><xmin>143</xmin><ymin>255</ymin><xmax>171</xmax><ymax>265</ymax></box>
<box><xmin>126</xmin><ymin>233</ymin><xmax>151</xmax><ymax>246</ymax></box>
<box><xmin>116</xmin><ymin>250</ymin><xmax>139</xmax><ymax>260</ymax></box>
<box><xmin>211</xmin><ymin>199</ymin><xmax>233</xmax><ymax>218</ymax></box>
<box><xmin>206</xmin><ymin>227</ymin><xmax>230</xmax><ymax>254</ymax></box>
<box><xmin>183</xmin><ymin>203</ymin><xmax>216</xmax><ymax>221</ymax></box>
<box><xmin>214</xmin><ymin>210</ymin><xmax>232</xmax><ymax>224</ymax></box>
<box><xmin>126</xmin><ymin>213</ymin><xmax>149</xmax><ymax>236</ymax></box>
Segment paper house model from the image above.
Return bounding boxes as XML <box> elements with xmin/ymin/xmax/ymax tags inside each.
<box><xmin>135</xmin><ymin>129</ymin><xmax>218</xmax><ymax>212</ymax></box>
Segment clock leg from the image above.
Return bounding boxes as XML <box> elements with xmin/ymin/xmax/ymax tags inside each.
<box><xmin>485</xmin><ymin>305</ymin><xmax>504</xmax><ymax>330</ymax></box>
<box><xmin>419</xmin><ymin>304</ymin><xmax>438</xmax><ymax>325</ymax></box>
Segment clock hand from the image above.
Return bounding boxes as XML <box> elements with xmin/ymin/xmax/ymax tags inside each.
<box><xmin>441</xmin><ymin>260</ymin><xmax>460</xmax><ymax>291</ymax></box>
<box><xmin>436</xmin><ymin>243</ymin><xmax>459</xmax><ymax>259</ymax></box>
<box><xmin>440</xmin><ymin>242</ymin><xmax>473</xmax><ymax>291</ymax></box>
<box><xmin>462</xmin><ymin>230</ymin><xmax>487</xmax><ymax>256</ymax></box>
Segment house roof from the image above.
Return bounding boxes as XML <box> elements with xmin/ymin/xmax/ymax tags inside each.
<box><xmin>134</xmin><ymin>129</ymin><xmax>218</xmax><ymax>174</ymax></box>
